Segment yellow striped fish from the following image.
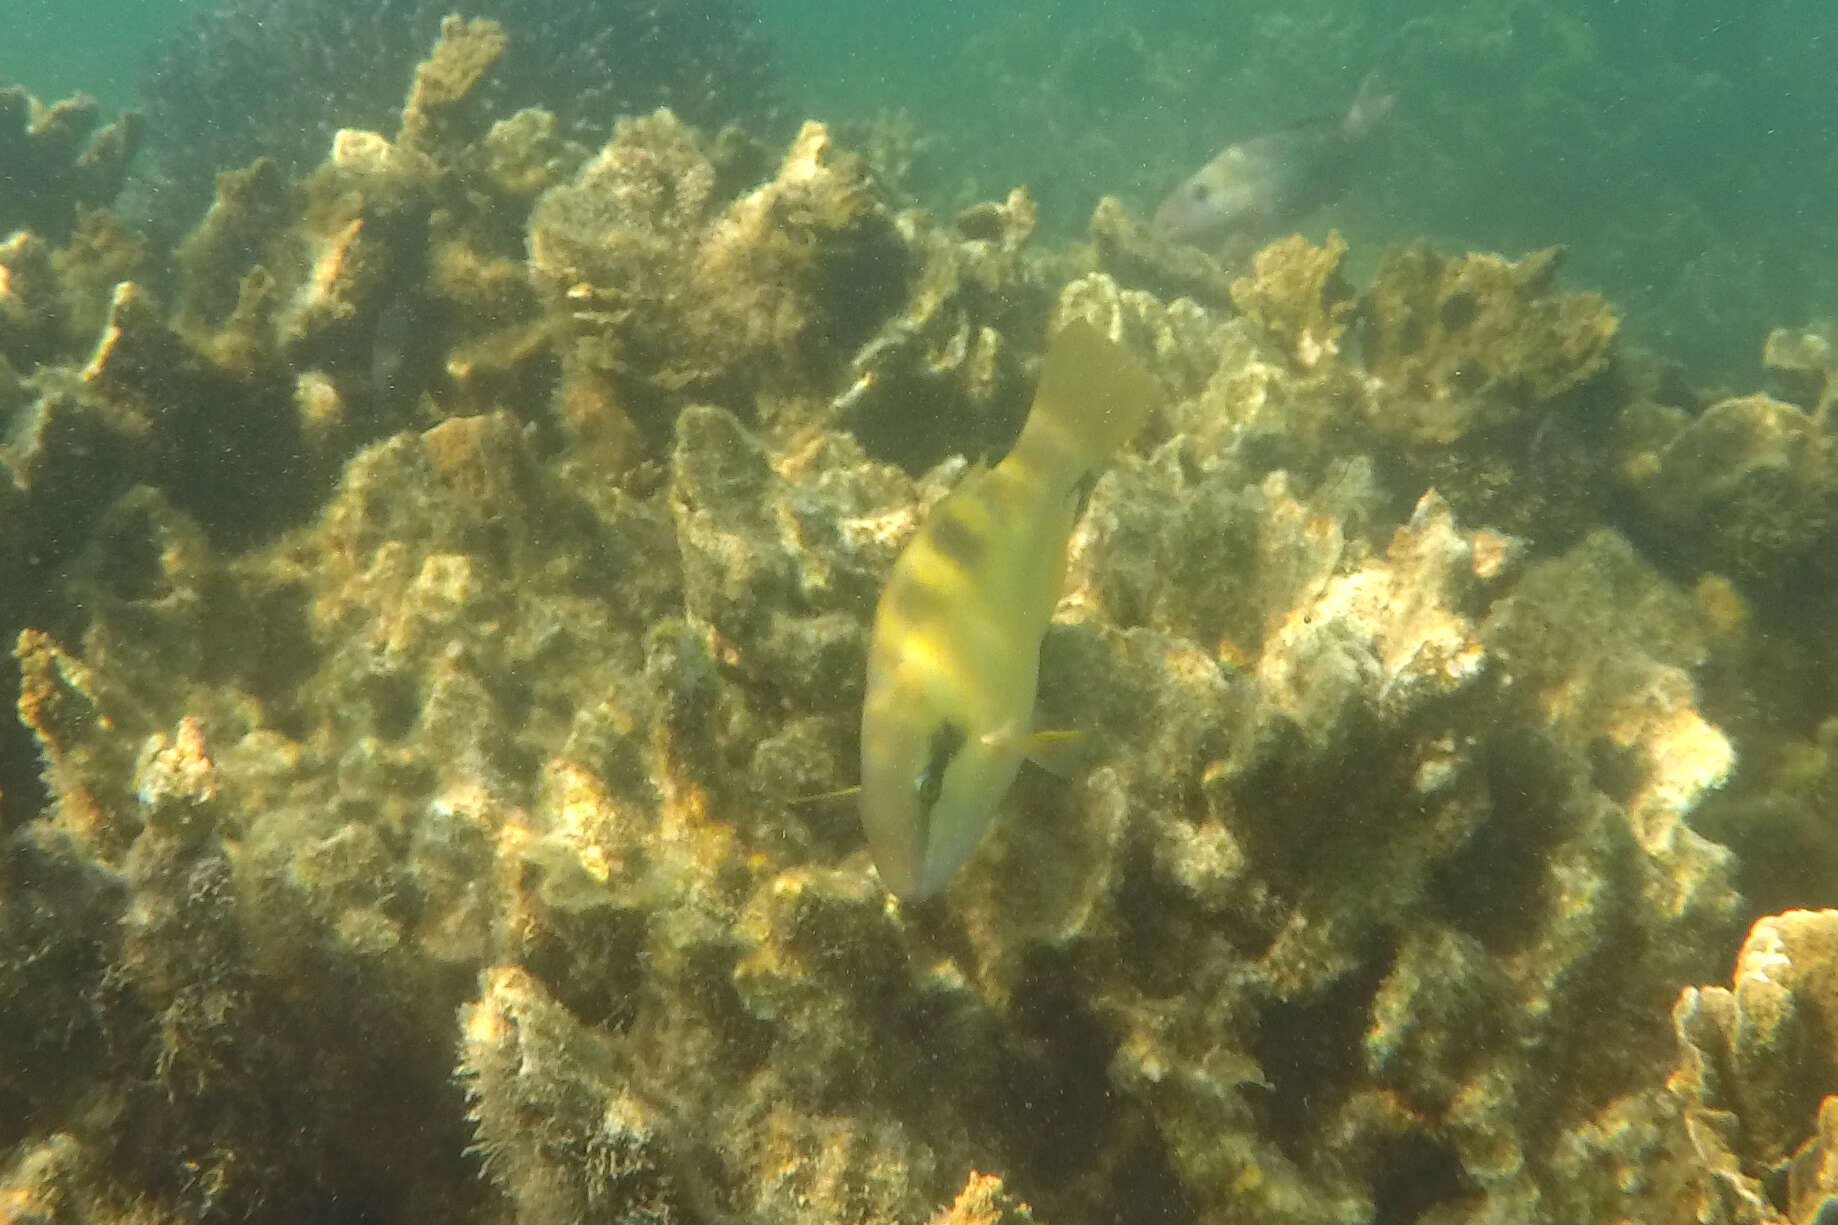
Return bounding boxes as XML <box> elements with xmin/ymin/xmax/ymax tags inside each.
<box><xmin>859</xmin><ymin>319</ymin><xmax>1161</xmax><ymax>898</ymax></box>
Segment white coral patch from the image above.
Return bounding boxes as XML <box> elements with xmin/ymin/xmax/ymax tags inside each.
<box><xmin>1607</xmin><ymin>667</ymin><xmax>1735</xmax><ymax>842</ymax></box>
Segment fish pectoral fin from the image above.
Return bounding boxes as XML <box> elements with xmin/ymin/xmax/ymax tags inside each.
<box><xmin>784</xmin><ymin>784</ymin><xmax>861</xmax><ymax>806</ymax></box>
<box><xmin>1017</xmin><ymin>728</ymin><xmax>1090</xmax><ymax>778</ymax></box>
<box><xmin>981</xmin><ymin>725</ymin><xmax>1090</xmax><ymax>777</ymax></box>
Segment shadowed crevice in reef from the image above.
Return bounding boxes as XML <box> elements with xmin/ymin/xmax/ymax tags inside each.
<box><xmin>1252</xmin><ymin>937</ymin><xmax>1397</xmax><ymax>1164</ymax></box>
<box><xmin>1425</xmin><ymin>728</ymin><xmax>1574</xmax><ymax>957</ymax></box>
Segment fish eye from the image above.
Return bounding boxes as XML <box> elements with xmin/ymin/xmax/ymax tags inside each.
<box><xmin>1190</xmin><ymin>182</ymin><xmax>1211</xmax><ymax>202</ymax></box>
<box><xmin>913</xmin><ymin>721</ymin><xmax>966</xmax><ymax>811</ymax></box>
<box><xmin>915</xmin><ymin>765</ymin><xmax>943</xmax><ymax>808</ymax></box>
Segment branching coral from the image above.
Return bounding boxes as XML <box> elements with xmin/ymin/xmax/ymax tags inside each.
<box><xmin>0</xmin><ymin>83</ymin><xmax>142</xmax><ymax>241</ymax></box>
<box><xmin>132</xmin><ymin>0</ymin><xmax>781</xmax><ymax>236</ymax></box>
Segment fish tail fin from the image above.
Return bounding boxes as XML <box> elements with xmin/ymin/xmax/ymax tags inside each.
<box><xmin>1343</xmin><ymin>71</ymin><xmax>1396</xmax><ymax>139</ymax></box>
<box><xmin>1013</xmin><ymin>319</ymin><xmax>1161</xmax><ymax>480</ymax></box>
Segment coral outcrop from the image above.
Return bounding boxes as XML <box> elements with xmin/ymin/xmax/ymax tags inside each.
<box><xmin>528</xmin><ymin>111</ymin><xmax>907</xmax><ymax>441</ymax></box>
<box><xmin>133</xmin><ymin>0</ymin><xmax>781</xmax><ymax>236</ymax></box>
<box><xmin>1088</xmin><ymin>193</ymin><xmax>1236</xmax><ymax>312</ymax></box>
<box><xmin>1763</xmin><ymin>326</ymin><xmax>1838</xmax><ymax>421</ymax></box>
<box><xmin>1657</xmin><ymin>909</ymin><xmax>1838</xmax><ymax>1224</ymax></box>
<box><xmin>7</xmin><ymin>15</ymin><xmax>1838</xmax><ymax>1225</ymax></box>
<box><xmin>1623</xmin><ymin>391</ymin><xmax>1838</xmax><ymax>591</ymax></box>
<box><xmin>0</xmin><ymin>83</ymin><xmax>142</xmax><ymax>240</ymax></box>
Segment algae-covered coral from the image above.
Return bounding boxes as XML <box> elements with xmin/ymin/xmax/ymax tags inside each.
<box><xmin>7</xmin><ymin>17</ymin><xmax>1838</xmax><ymax>1225</ymax></box>
<box><xmin>131</xmin><ymin>0</ymin><xmax>781</xmax><ymax>237</ymax></box>
<box><xmin>0</xmin><ymin>84</ymin><xmax>142</xmax><ymax>242</ymax></box>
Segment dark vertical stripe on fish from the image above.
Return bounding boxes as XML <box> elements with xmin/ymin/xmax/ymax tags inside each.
<box><xmin>881</xmin><ymin>567</ymin><xmax>952</xmax><ymax>628</ymax></box>
<box><xmin>926</xmin><ymin>501</ymin><xmax>990</xmax><ymax>568</ymax></box>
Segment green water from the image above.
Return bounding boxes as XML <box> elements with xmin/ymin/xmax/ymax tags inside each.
<box><xmin>3</xmin><ymin>0</ymin><xmax>1834</xmax><ymax>382</ymax></box>
<box><xmin>2</xmin><ymin>0</ymin><xmax>204</xmax><ymax>110</ymax></box>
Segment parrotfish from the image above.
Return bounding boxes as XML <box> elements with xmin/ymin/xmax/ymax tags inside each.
<box><xmin>859</xmin><ymin>320</ymin><xmax>1160</xmax><ymax>899</ymax></box>
<box><xmin>1153</xmin><ymin>73</ymin><xmax>1395</xmax><ymax>249</ymax></box>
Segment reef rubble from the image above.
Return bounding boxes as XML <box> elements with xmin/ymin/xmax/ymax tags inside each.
<box><xmin>6</xmin><ymin>20</ymin><xmax>1838</xmax><ymax>1225</ymax></box>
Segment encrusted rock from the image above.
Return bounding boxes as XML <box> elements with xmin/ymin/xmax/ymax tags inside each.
<box><xmin>1764</xmin><ymin>325</ymin><xmax>1838</xmax><ymax>420</ymax></box>
<box><xmin>1624</xmin><ymin>392</ymin><xmax>1838</xmax><ymax>589</ymax></box>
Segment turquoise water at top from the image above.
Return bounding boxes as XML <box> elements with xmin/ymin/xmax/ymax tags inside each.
<box><xmin>4</xmin><ymin>0</ymin><xmax>1835</xmax><ymax>383</ymax></box>
<box><xmin>0</xmin><ymin>0</ymin><xmax>992</xmax><ymax>119</ymax></box>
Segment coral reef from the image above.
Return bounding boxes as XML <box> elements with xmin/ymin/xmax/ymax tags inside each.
<box><xmin>929</xmin><ymin>1173</ymin><xmax>1039</xmax><ymax>1224</ymax></box>
<box><xmin>1658</xmin><ymin>908</ymin><xmax>1838</xmax><ymax>1224</ymax></box>
<box><xmin>132</xmin><ymin>0</ymin><xmax>781</xmax><ymax>236</ymax></box>
<box><xmin>1763</xmin><ymin>326</ymin><xmax>1838</xmax><ymax>421</ymax></box>
<box><xmin>1228</xmin><ymin>230</ymin><xmax>1355</xmax><ymax>370</ymax></box>
<box><xmin>0</xmin><ymin>83</ymin><xmax>142</xmax><ymax>241</ymax></box>
<box><xmin>9</xmin><ymin>15</ymin><xmax>1838</xmax><ymax>1225</ymax></box>
<box><xmin>1623</xmin><ymin>391</ymin><xmax>1838</xmax><ymax>592</ymax></box>
<box><xmin>1361</xmin><ymin>242</ymin><xmax>1618</xmax><ymax>407</ymax></box>
<box><xmin>528</xmin><ymin>111</ymin><xmax>907</xmax><ymax>443</ymax></box>
<box><xmin>785</xmin><ymin>2</ymin><xmax>1837</xmax><ymax>382</ymax></box>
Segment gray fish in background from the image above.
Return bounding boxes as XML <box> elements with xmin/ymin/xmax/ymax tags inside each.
<box><xmin>1153</xmin><ymin>72</ymin><xmax>1395</xmax><ymax>248</ymax></box>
